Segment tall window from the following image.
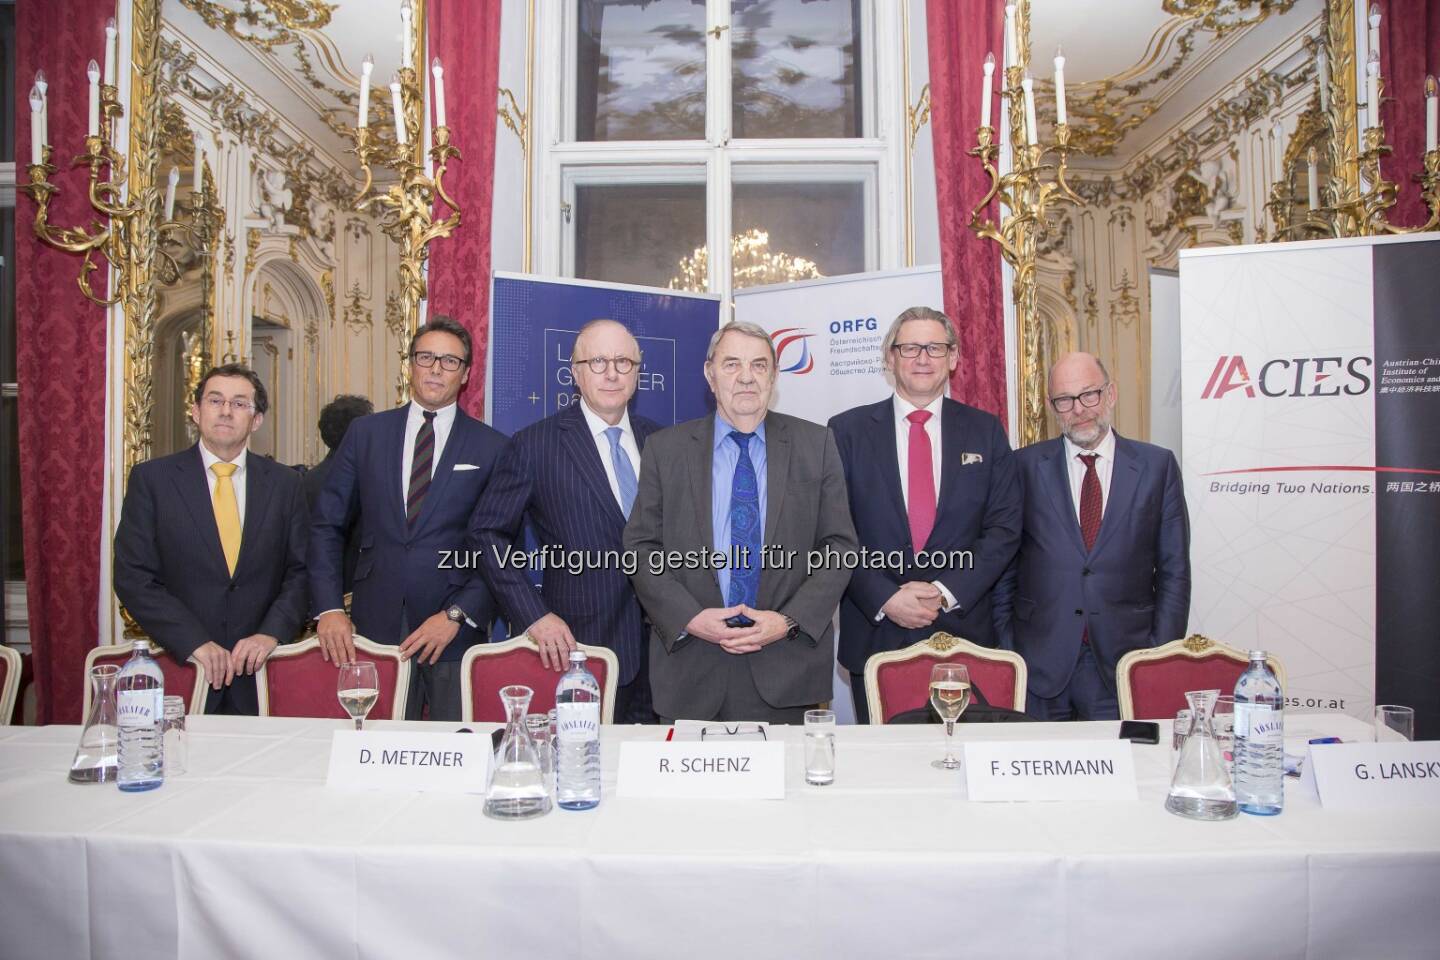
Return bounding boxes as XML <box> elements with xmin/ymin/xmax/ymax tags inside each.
<box><xmin>537</xmin><ymin>0</ymin><xmax>903</xmax><ymax>298</ymax></box>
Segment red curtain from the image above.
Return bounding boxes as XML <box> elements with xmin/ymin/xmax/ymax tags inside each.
<box><xmin>15</xmin><ymin>1</ymin><xmax>114</xmax><ymax>723</ymax></box>
<box><xmin>1377</xmin><ymin>0</ymin><xmax>1438</xmax><ymax>228</ymax></box>
<box><xmin>426</xmin><ymin>0</ymin><xmax>503</xmax><ymax>419</ymax></box>
<box><xmin>928</xmin><ymin>0</ymin><xmax>1007</xmax><ymax>426</ymax></box>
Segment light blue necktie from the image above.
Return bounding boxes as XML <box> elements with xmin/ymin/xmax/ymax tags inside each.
<box><xmin>604</xmin><ymin>426</ymin><xmax>638</xmax><ymax>519</ymax></box>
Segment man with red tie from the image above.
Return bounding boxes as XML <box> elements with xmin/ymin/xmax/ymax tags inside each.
<box><xmin>993</xmin><ymin>352</ymin><xmax>1191</xmax><ymax>721</ymax></box>
<box><xmin>829</xmin><ymin>307</ymin><xmax>1021</xmax><ymax>723</ymax></box>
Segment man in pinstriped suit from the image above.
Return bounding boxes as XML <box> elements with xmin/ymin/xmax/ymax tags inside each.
<box><xmin>471</xmin><ymin>319</ymin><xmax>662</xmax><ymax>723</ymax></box>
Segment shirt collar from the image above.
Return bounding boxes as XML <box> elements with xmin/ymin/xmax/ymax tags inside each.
<box><xmin>1063</xmin><ymin>428</ymin><xmax>1116</xmax><ymax>464</ymax></box>
<box><xmin>893</xmin><ymin>392</ymin><xmax>945</xmax><ymax>425</ymax></box>
<box><xmin>714</xmin><ymin>412</ymin><xmax>766</xmax><ymax>451</ymax></box>
<box><xmin>409</xmin><ymin>399</ymin><xmax>457</xmax><ymax>428</ymax></box>
<box><xmin>199</xmin><ymin>441</ymin><xmax>248</xmax><ymax>474</ymax></box>
<box><xmin>579</xmin><ymin>398</ymin><xmax>632</xmax><ymax>439</ymax></box>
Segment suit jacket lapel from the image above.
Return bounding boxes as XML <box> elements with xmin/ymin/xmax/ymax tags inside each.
<box><xmin>560</xmin><ymin>406</ymin><xmax>627</xmax><ymax>526</ymax></box>
<box><xmin>1043</xmin><ymin>440</ymin><xmax>1088</xmax><ymax>558</ymax></box>
<box><xmin>688</xmin><ymin>418</ymin><xmax>714</xmax><ymax>549</ymax></box>
<box><xmin>1091</xmin><ymin>434</ymin><xmax>1142</xmax><ymax>558</ymax></box>
<box><xmin>237</xmin><ymin>454</ymin><xmax>273</xmax><ymax>576</ymax></box>
<box><xmin>762</xmin><ymin>414</ymin><xmax>791</xmax><ymax>545</ymax></box>
<box><xmin>172</xmin><ymin>445</ymin><xmax>228</xmax><ymax>578</ymax></box>
<box><xmin>933</xmin><ymin>399</ymin><xmax>966</xmax><ymax>537</ymax></box>
<box><xmin>871</xmin><ymin>400</ymin><xmax>909</xmax><ymax>540</ymax></box>
<box><xmin>387</xmin><ymin>407</ymin><xmax>408</xmax><ymax>525</ymax></box>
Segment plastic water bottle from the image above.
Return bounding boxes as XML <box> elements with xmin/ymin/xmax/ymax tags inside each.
<box><xmin>555</xmin><ymin>651</ymin><xmax>601</xmax><ymax>810</ymax></box>
<box><xmin>116</xmin><ymin>639</ymin><xmax>165</xmax><ymax>792</ymax></box>
<box><xmin>1233</xmin><ymin>650</ymin><xmax>1283</xmax><ymax>816</ymax></box>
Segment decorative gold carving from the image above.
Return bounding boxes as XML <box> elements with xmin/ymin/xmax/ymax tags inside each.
<box><xmin>384</xmin><ymin>291</ymin><xmax>405</xmax><ymax>338</ymax></box>
<box><xmin>321</xmin><ymin>268</ymin><xmax>336</xmax><ymax>325</ymax></box>
<box><xmin>343</xmin><ymin>281</ymin><xmax>371</xmax><ymax>331</ymax></box>
<box><xmin>1181</xmin><ymin>633</ymin><xmax>1216</xmax><ymax>653</ymax></box>
<box><xmin>159</xmin><ymin>102</ymin><xmax>196</xmax><ymax>159</ymax></box>
<box><xmin>1111</xmin><ymin>271</ymin><xmax>1141</xmax><ymax>328</ymax></box>
<box><xmin>498</xmin><ymin>87</ymin><xmax>528</xmax><ymax>146</ymax></box>
<box><xmin>907</xmin><ymin>83</ymin><xmax>932</xmax><ymax>151</ymax></box>
<box><xmin>925</xmin><ymin>632</ymin><xmax>961</xmax><ymax>653</ymax></box>
<box><xmin>244</xmin><ymin>227</ymin><xmax>261</xmax><ymax>279</ymax></box>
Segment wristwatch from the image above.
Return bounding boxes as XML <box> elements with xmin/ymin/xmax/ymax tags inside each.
<box><xmin>446</xmin><ymin>605</ymin><xmax>466</xmax><ymax>624</ymax></box>
<box><xmin>781</xmin><ymin>615</ymin><xmax>802</xmax><ymax>642</ymax></box>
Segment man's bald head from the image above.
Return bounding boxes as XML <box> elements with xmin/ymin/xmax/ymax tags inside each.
<box><xmin>1047</xmin><ymin>351</ymin><xmax>1116</xmax><ymax>450</ymax></box>
<box><xmin>571</xmin><ymin>318</ymin><xmax>642</xmax><ymax>425</ymax></box>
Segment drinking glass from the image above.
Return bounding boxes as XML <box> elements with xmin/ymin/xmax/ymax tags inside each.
<box><xmin>804</xmin><ymin>709</ymin><xmax>836</xmax><ymax>786</ymax></box>
<box><xmin>1374</xmin><ymin>705</ymin><xmax>1415</xmax><ymax>742</ymax></box>
<box><xmin>337</xmin><ymin>661</ymin><xmax>379</xmax><ymax>731</ymax></box>
<box><xmin>929</xmin><ymin>662</ymin><xmax>970</xmax><ymax>771</ymax></box>
<box><xmin>1213</xmin><ymin>695</ymin><xmax>1236</xmax><ymax>770</ymax></box>
<box><xmin>162</xmin><ymin>696</ymin><xmax>187</xmax><ymax>776</ymax></box>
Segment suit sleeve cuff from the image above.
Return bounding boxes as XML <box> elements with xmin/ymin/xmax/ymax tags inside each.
<box><xmin>933</xmin><ymin>581</ymin><xmax>959</xmax><ymax>613</ymax></box>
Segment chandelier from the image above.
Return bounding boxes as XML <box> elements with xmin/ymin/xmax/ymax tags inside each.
<box><xmin>669</xmin><ymin>229</ymin><xmax>824</xmax><ymax>292</ymax></box>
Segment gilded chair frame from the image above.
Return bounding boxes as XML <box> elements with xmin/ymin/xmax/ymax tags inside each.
<box><xmin>1116</xmin><ymin>633</ymin><xmax>1288</xmax><ymax>721</ymax></box>
<box><xmin>863</xmin><ymin>631</ymin><xmax>1029</xmax><ymax>723</ymax></box>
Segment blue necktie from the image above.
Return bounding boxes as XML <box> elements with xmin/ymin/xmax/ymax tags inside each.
<box><xmin>604</xmin><ymin>426</ymin><xmax>638</xmax><ymax>519</ymax></box>
<box><xmin>727</xmin><ymin>431</ymin><xmax>761</xmax><ymax>608</ymax></box>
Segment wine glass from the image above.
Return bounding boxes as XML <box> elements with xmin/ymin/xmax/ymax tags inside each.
<box><xmin>929</xmin><ymin>662</ymin><xmax>971</xmax><ymax>770</ymax></box>
<box><xmin>337</xmin><ymin>661</ymin><xmax>379</xmax><ymax>731</ymax></box>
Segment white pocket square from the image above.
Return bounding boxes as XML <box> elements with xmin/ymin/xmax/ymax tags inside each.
<box><xmin>960</xmin><ymin>452</ymin><xmax>984</xmax><ymax>465</ymax></box>
<box><xmin>453</xmin><ymin>463</ymin><xmax>481</xmax><ymax>471</ymax></box>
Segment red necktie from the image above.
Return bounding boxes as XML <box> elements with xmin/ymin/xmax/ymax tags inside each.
<box><xmin>907</xmin><ymin>410</ymin><xmax>936</xmax><ymax>551</ymax></box>
<box><xmin>1079</xmin><ymin>453</ymin><xmax>1102</xmax><ymax>550</ymax></box>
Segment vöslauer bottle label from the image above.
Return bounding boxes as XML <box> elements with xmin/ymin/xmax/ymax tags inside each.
<box><xmin>1234</xmin><ymin>703</ymin><xmax>1282</xmax><ymax>742</ymax></box>
<box><xmin>117</xmin><ymin>690</ymin><xmax>162</xmax><ymax>728</ymax></box>
<box><xmin>556</xmin><ymin>702</ymin><xmax>599</xmax><ymax>743</ymax></box>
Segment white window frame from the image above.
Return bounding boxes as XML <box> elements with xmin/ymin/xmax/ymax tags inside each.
<box><xmin>531</xmin><ymin>0</ymin><xmax>907</xmax><ymax>302</ymax></box>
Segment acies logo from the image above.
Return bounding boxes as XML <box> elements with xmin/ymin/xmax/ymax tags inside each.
<box><xmin>771</xmin><ymin>327</ymin><xmax>816</xmax><ymax>374</ymax></box>
<box><xmin>1201</xmin><ymin>354</ymin><xmax>1372</xmax><ymax>399</ymax></box>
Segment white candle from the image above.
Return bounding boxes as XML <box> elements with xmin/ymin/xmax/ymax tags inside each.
<box><xmin>359</xmin><ymin>54</ymin><xmax>374</xmax><ymax>127</ymax></box>
<box><xmin>86</xmin><ymin>59</ymin><xmax>100</xmax><ymax>136</ymax></box>
<box><xmin>34</xmin><ymin>70</ymin><xmax>48</xmax><ymax>151</ymax></box>
<box><xmin>1053</xmin><ymin>45</ymin><xmax>1067</xmax><ymax>125</ymax></box>
<box><xmin>164</xmin><ymin>165</ymin><xmax>179</xmax><ymax>220</ymax></box>
<box><xmin>1316</xmin><ymin>40</ymin><xmax>1329</xmax><ymax>113</ymax></box>
<box><xmin>193</xmin><ymin>143</ymin><xmax>202</xmax><ymax>192</ymax></box>
<box><xmin>1022</xmin><ymin>75</ymin><xmax>1038</xmax><ymax>146</ymax></box>
<box><xmin>1307</xmin><ymin>148</ymin><xmax>1319</xmax><ymax>209</ymax></box>
<box><xmin>103</xmin><ymin>17</ymin><xmax>117</xmax><ymax>86</ymax></box>
<box><xmin>1367</xmin><ymin>52</ymin><xmax>1381</xmax><ymax>129</ymax></box>
<box><xmin>390</xmin><ymin>79</ymin><xmax>407</xmax><ymax>145</ymax></box>
<box><xmin>1367</xmin><ymin>4</ymin><xmax>1381</xmax><ymax>66</ymax></box>
<box><xmin>981</xmin><ymin>53</ymin><xmax>995</xmax><ymax>128</ymax></box>
<box><xmin>1426</xmin><ymin>76</ymin><xmax>1438</xmax><ymax>152</ymax></box>
<box><xmin>400</xmin><ymin>1</ymin><xmax>413</xmax><ymax>70</ymax></box>
<box><xmin>431</xmin><ymin>57</ymin><xmax>446</xmax><ymax>128</ymax></box>
<box><xmin>28</xmin><ymin>86</ymin><xmax>43</xmax><ymax>165</ymax></box>
<box><xmin>1004</xmin><ymin>4</ymin><xmax>1018</xmax><ymax>71</ymax></box>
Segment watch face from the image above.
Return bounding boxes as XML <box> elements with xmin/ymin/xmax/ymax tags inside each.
<box><xmin>448</xmin><ymin>606</ymin><xmax>463</xmax><ymax>622</ymax></box>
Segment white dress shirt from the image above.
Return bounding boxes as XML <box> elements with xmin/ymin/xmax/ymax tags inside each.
<box><xmin>1062</xmin><ymin>428</ymin><xmax>1116</xmax><ymax>524</ymax></box>
<box><xmin>881</xmin><ymin>392</ymin><xmax>957</xmax><ymax>617</ymax></box>
<box><xmin>199</xmin><ymin>442</ymin><xmax>248</xmax><ymax>524</ymax></box>
<box><xmin>401</xmin><ymin>399</ymin><xmax>458</xmax><ymax>511</ymax></box>
<box><xmin>579</xmin><ymin>399</ymin><xmax>641</xmax><ymax>511</ymax></box>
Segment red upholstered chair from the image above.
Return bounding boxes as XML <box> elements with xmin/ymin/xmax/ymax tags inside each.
<box><xmin>1117</xmin><ymin>634</ymin><xmax>1288</xmax><ymax>720</ymax></box>
<box><xmin>256</xmin><ymin>635</ymin><xmax>409</xmax><ymax>720</ymax></box>
<box><xmin>863</xmin><ymin>632</ymin><xmax>1028</xmax><ymax>724</ymax></box>
<box><xmin>461</xmin><ymin>636</ymin><xmax>619</xmax><ymax>723</ymax></box>
<box><xmin>0</xmin><ymin>646</ymin><xmax>21</xmax><ymax>726</ymax></box>
<box><xmin>83</xmin><ymin>641</ymin><xmax>207</xmax><ymax>717</ymax></box>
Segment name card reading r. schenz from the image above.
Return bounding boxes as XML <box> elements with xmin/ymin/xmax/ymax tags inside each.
<box><xmin>617</xmin><ymin>741</ymin><xmax>786</xmax><ymax>799</ymax></box>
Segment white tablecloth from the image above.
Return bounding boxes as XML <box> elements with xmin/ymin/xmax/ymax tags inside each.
<box><xmin>1</xmin><ymin>714</ymin><xmax>1436</xmax><ymax>960</ymax></box>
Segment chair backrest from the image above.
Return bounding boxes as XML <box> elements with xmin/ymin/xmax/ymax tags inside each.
<box><xmin>864</xmin><ymin>632</ymin><xmax>1028</xmax><ymax>724</ymax></box>
<box><xmin>461</xmin><ymin>637</ymin><xmax>619</xmax><ymax>724</ymax></box>
<box><xmin>83</xmin><ymin>642</ymin><xmax>207</xmax><ymax>716</ymax></box>
<box><xmin>1117</xmin><ymin>634</ymin><xmax>1288</xmax><ymax>720</ymax></box>
<box><xmin>256</xmin><ymin>635</ymin><xmax>409</xmax><ymax>720</ymax></box>
<box><xmin>0</xmin><ymin>646</ymin><xmax>21</xmax><ymax>726</ymax></box>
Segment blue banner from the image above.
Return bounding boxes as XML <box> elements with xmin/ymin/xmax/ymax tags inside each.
<box><xmin>489</xmin><ymin>273</ymin><xmax>721</xmax><ymax>434</ymax></box>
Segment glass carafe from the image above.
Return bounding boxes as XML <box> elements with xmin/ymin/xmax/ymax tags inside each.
<box><xmin>483</xmin><ymin>685</ymin><xmax>552</xmax><ymax>820</ymax></box>
<box><xmin>69</xmin><ymin>665</ymin><xmax>121</xmax><ymax>783</ymax></box>
<box><xmin>1166</xmin><ymin>689</ymin><xmax>1237</xmax><ymax>820</ymax></box>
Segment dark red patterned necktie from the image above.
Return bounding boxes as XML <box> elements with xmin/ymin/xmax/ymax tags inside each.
<box><xmin>1078</xmin><ymin>454</ymin><xmax>1102</xmax><ymax>551</ymax></box>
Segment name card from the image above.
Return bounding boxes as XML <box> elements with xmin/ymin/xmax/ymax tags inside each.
<box><xmin>326</xmin><ymin>730</ymin><xmax>491</xmax><ymax>795</ymax></box>
<box><xmin>964</xmin><ymin>740</ymin><xmax>1138</xmax><ymax>803</ymax></box>
<box><xmin>616</xmin><ymin>741</ymin><xmax>785</xmax><ymax>800</ymax></box>
<box><xmin>1299</xmin><ymin>740</ymin><xmax>1440</xmax><ymax>809</ymax></box>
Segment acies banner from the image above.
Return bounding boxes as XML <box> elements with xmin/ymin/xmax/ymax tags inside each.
<box><xmin>488</xmin><ymin>273</ymin><xmax>720</xmax><ymax>435</ymax></box>
<box><xmin>1180</xmin><ymin>234</ymin><xmax>1440</xmax><ymax>737</ymax></box>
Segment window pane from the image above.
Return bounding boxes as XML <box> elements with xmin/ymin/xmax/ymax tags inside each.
<box><xmin>731</xmin><ymin>0</ymin><xmax>862</xmax><ymax>139</ymax></box>
<box><xmin>575</xmin><ymin>0</ymin><xmax>707</xmax><ymax>141</ymax></box>
<box><xmin>731</xmin><ymin>180</ymin><xmax>865</xmax><ymax>289</ymax></box>
<box><xmin>574</xmin><ymin>182</ymin><xmax>707</xmax><ymax>289</ymax></box>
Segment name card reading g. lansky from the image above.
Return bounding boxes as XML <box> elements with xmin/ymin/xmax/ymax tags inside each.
<box><xmin>964</xmin><ymin>740</ymin><xmax>1138</xmax><ymax>803</ymax></box>
<box><xmin>617</xmin><ymin>741</ymin><xmax>786</xmax><ymax>799</ymax></box>
<box><xmin>326</xmin><ymin>730</ymin><xmax>491</xmax><ymax>795</ymax></box>
<box><xmin>1299</xmin><ymin>741</ymin><xmax>1440</xmax><ymax>809</ymax></box>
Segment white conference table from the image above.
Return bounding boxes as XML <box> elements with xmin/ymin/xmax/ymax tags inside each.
<box><xmin>1</xmin><ymin>713</ymin><xmax>1436</xmax><ymax>960</ymax></box>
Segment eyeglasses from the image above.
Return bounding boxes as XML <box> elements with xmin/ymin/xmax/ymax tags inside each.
<box><xmin>699</xmin><ymin>723</ymin><xmax>768</xmax><ymax>741</ymax></box>
<box><xmin>411</xmin><ymin>351</ymin><xmax>467</xmax><ymax>371</ymax></box>
<box><xmin>201</xmin><ymin>395</ymin><xmax>255</xmax><ymax>413</ymax></box>
<box><xmin>573</xmin><ymin>355</ymin><xmax>640</xmax><ymax>375</ymax></box>
<box><xmin>1049</xmin><ymin>384</ymin><xmax>1109</xmax><ymax>413</ymax></box>
<box><xmin>891</xmin><ymin>342</ymin><xmax>952</xmax><ymax>359</ymax></box>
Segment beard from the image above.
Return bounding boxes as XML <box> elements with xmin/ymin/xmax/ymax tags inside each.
<box><xmin>1061</xmin><ymin>411</ymin><xmax>1111</xmax><ymax>448</ymax></box>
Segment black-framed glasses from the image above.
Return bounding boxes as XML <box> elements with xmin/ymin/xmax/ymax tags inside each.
<box><xmin>411</xmin><ymin>351</ymin><xmax>467</xmax><ymax>371</ymax></box>
<box><xmin>891</xmin><ymin>342</ymin><xmax>952</xmax><ymax>359</ymax></box>
<box><xmin>1049</xmin><ymin>384</ymin><xmax>1109</xmax><ymax>413</ymax></box>
<box><xmin>201</xmin><ymin>395</ymin><xmax>255</xmax><ymax>413</ymax></box>
<box><xmin>573</xmin><ymin>355</ymin><xmax>640</xmax><ymax>374</ymax></box>
<box><xmin>699</xmin><ymin>723</ymin><xmax>768</xmax><ymax>741</ymax></box>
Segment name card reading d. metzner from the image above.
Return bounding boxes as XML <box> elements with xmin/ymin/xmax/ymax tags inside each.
<box><xmin>1299</xmin><ymin>740</ymin><xmax>1440</xmax><ymax>809</ymax></box>
<box><xmin>964</xmin><ymin>740</ymin><xmax>1138</xmax><ymax>802</ymax></box>
<box><xmin>326</xmin><ymin>730</ymin><xmax>491</xmax><ymax>795</ymax></box>
<box><xmin>616</xmin><ymin>741</ymin><xmax>786</xmax><ymax>799</ymax></box>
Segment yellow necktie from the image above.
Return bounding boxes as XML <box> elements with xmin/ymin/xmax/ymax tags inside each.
<box><xmin>211</xmin><ymin>462</ymin><xmax>241</xmax><ymax>575</ymax></box>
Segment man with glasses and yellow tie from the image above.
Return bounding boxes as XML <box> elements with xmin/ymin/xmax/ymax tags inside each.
<box><xmin>993</xmin><ymin>352</ymin><xmax>1191</xmax><ymax>721</ymax></box>
<box><xmin>115</xmin><ymin>364</ymin><xmax>310</xmax><ymax>715</ymax></box>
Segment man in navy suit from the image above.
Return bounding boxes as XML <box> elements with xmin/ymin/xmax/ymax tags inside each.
<box><xmin>471</xmin><ymin>319</ymin><xmax>660</xmax><ymax>722</ymax></box>
<box><xmin>310</xmin><ymin>317</ymin><xmax>508</xmax><ymax>721</ymax></box>
<box><xmin>994</xmin><ymin>352</ymin><xmax>1191</xmax><ymax>721</ymax></box>
<box><xmin>829</xmin><ymin>307</ymin><xmax>1021</xmax><ymax>723</ymax></box>
<box><xmin>115</xmin><ymin>364</ymin><xmax>309</xmax><ymax>715</ymax></box>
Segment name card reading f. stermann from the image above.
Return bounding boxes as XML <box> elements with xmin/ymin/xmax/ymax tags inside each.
<box><xmin>964</xmin><ymin>740</ymin><xmax>1138</xmax><ymax>803</ymax></box>
<box><xmin>616</xmin><ymin>741</ymin><xmax>786</xmax><ymax>799</ymax></box>
<box><xmin>325</xmin><ymin>730</ymin><xmax>491</xmax><ymax>795</ymax></box>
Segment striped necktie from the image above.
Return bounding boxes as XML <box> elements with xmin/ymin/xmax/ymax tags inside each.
<box><xmin>406</xmin><ymin>410</ymin><xmax>437</xmax><ymax>526</ymax></box>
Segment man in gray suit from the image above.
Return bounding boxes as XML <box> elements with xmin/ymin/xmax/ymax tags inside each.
<box><xmin>624</xmin><ymin>321</ymin><xmax>857</xmax><ymax>724</ymax></box>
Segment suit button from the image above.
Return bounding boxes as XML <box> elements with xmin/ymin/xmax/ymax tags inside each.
<box><xmin>1082</xmin><ymin>568</ymin><xmax>1092</xmax><ymax>576</ymax></box>
<box><xmin>228</xmin><ymin>584</ymin><xmax>237</xmax><ymax>593</ymax></box>
<box><xmin>1074</xmin><ymin>609</ymin><xmax>1083</xmax><ymax>616</ymax></box>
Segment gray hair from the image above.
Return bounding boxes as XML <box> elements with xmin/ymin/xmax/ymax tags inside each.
<box><xmin>880</xmin><ymin>306</ymin><xmax>958</xmax><ymax>361</ymax></box>
<box><xmin>705</xmin><ymin>320</ymin><xmax>777</xmax><ymax>366</ymax></box>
